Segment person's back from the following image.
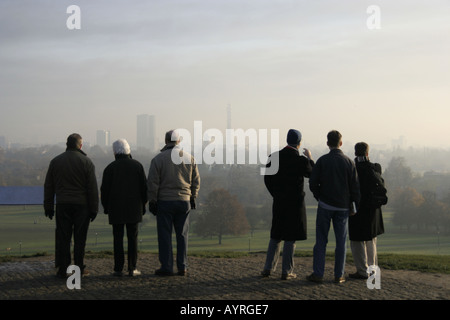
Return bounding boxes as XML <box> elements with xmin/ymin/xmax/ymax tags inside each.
<box><xmin>261</xmin><ymin>129</ymin><xmax>314</xmax><ymax>280</ymax></box>
<box><xmin>43</xmin><ymin>133</ymin><xmax>98</xmax><ymax>278</ymax></box>
<box><xmin>102</xmin><ymin>154</ymin><xmax>147</xmax><ymax>224</ymax></box>
<box><xmin>307</xmin><ymin>130</ymin><xmax>360</xmax><ymax>284</ymax></box>
<box><xmin>265</xmin><ymin>146</ymin><xmax>312</xmax><ymax>199</ymax></box>
<box><xmin>101</xmin><ymin>139</ymin><xmax>147</xmax><ymax>276</ymax></box>
<box><xmin>148</xmin><ymin>144</ymin><xmax>199</xmax><ymax>202</ymax></box>
<box><xmin>349</xmin><ymin>142</ymin><xmax>386</xmax><ymax>279</ymax></box>
<box><xmin>44</xmin><ymin>136</ymin><xmax>98</xmax><ymax>215</ymax></box>
<box><xmin>309</xmin><ymin>148</ymin><xmax>359</xmax><ymax>209</ymax></box>
<box><xmin>47</xmin><ymin>149</ymin><xmax>97</xmax><ymax>208</ymax></box>
<box><xmin>147</xmin><ymin>130</ymin><xmax>200</xmax><ymax>276</ymax></box>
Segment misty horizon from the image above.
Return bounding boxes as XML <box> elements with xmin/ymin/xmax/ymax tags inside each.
<box><xmin>1</xmin><ymin>1</ymin><xmax>449</xmax><ymax>149</ymax></box>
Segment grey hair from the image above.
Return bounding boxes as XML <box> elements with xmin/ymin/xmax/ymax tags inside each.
<box><xmin>112</xmin><ymin>139</ymin><xmax>131</xmax><ymax>155</ymax></box>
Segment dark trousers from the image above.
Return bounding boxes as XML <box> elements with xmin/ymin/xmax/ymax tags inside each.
<box><xmin>55</xmin><ymin>204</ymin><xmax>90</xmax><ymax>274</ymax></box>
<box><xmin>156</xmin><ymin>200</ymin><xmax>190</xmax><ymax>273</ymax></box>
<box><xmin>112</xmin><ymin>223</ymin><xmax>139</xmax><ymax>272</ymax></box>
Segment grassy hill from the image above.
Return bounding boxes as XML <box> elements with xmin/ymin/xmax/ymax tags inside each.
<box><xmin>0</xmin><ymin>205</ymin><xmax>449</xmax><ymax>273</ymax></box>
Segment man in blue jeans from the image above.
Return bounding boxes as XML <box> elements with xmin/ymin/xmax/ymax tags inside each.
<box><xmin>147</xmin><ymin>130</ymin><xmax>200</xmax><ymax>276</ymax></box>
<box><xmin>308</xmin><ymin>130</ymin><xmax>360</xmax><ymax>283</ymax></box>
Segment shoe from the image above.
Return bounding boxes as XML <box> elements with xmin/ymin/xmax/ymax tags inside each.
<box><xmin>155</xmin><ymin>268</ymin><xmax>174</xmax><ymax>276</ymax></box>
<box><xmin>349</xmin><ymin>272</ymin><xmax>368</xmax><ymax>279</ymax></box>
<box><xmin>129</xmin><ymin>269</ymin><xmax>141</xmax><ymax>277</ymax></box>
<box><xmin>334</xmin><ymin>276</ymin><xmax>346</xmax><ymax>283</ymax></box>
<box><xmin>281</xmin><ymin>273</ymin><xmax>297</xmax><ymax>280</ymax></box>
<box><xmin>113</xmin><ymin>271</ymin><xmax>123</xmax><ymax>277</ymax></box>
<box><xmin>306</xmin><ymin>273</ymin><xmax>323</xmax><ymax>283</ymax></box>
<box><xmin>56</xmin><ymin>271</ymin><xmax>68</xmax><ymax>279</ymax></box>
<box><xmin>177</xmin><ymin>270</ymin><xmax>187</xmax><ymax>276</ymax></box>
<box><xmin>81</xmin><ymin>269</ymin><xmax>90</xmax><ymax>277</ymax></box>
<box><xmin>260</xmin><ymin>270</ymin><xmax>271</xmax><ymax>277</ymax></box>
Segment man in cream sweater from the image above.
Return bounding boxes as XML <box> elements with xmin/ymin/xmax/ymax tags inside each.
<box><xmin>147</xmin><ymin>130</ymin><xmax>200</xmax><ymax>276</ymax></box>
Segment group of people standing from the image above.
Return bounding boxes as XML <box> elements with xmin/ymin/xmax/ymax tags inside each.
<box><xmin>44</xmin><ymin>131</ymin><xmax>200</xmax><ymax>278</ymax></box>
<box><xmin>43</xmin><ymin>128</ymin><xmax>386</xmax><ymax>284</ymax></box>
<box><xmin>262</xmin><ymin>129</ymin><xmax>387</xmax><ymax>283</ymax></box>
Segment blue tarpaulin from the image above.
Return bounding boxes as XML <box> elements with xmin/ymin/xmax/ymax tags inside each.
<box><xmin>0</xmin><ymin>186</ymin><xmax>44</xmax><ymax>205</ymax></box>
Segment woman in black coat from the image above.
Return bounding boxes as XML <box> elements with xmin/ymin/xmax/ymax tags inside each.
<box><xmin>349</xmin><ymin>142</ymin><xmax>386</xmax><ymax>279</ymax></box>
<box><xmin>101</xmin><ymin>139</ymin><xmax>148</xmax><ymax>276</ymax></box>
<box><xmin>261</xmin><ymin>129</ymin><xmax>314</xmax><ymax>280</ymax></box>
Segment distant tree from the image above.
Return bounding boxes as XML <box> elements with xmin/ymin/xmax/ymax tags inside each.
<box><xmin>392</xmin><ymin>187</ymin><xmax>424</xmax><ymax>231</ymax></box>
<box><xmin>442</xmin><ymin>203</ymin><xmax>450</xmax><ymax>234</ymax></box>
<box><xmin>384</xmin><ymin>157</ymin><xmax>413</xmax><ymax>192</ymax></box>
<box><xmin>245</xmin><ymin>206</ymin><xmax>264</xmax><ymax>237</ymax></box>
<box><xmin>418</xmin><ymin>191</ymin><xmax>440</xmax><ymax>231</ymax></box>
<box><xmin>194</xmin><ymin>188</ymin><xmax>249</xmax><ymax>244</ymax></box>
<box><xmin>258</xmin><ymin>199</ymin><xmax>273</xmax><ymax>228</ymax></box>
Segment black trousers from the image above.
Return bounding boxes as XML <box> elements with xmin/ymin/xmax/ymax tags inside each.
<box><xmin>112</xmin><ymin>223</ymin><xmax>139</xmax><ymax>272</ymax></box>
<box><xmin>55</xmin><ymin>204</ymin><xmax>90</xmax><ymax>274</ymax></box>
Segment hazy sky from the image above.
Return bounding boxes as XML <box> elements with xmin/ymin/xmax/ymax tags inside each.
<box><xmin>1</xmin><ymin>0</ymin><xmax>449</xmax><ymax>149</ymax></box>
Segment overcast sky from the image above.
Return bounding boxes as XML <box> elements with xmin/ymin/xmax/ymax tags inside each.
<box><xmin>1</xmin><ymin>0</ymin><xmax>449</xmax><ymax>150</ymax></box>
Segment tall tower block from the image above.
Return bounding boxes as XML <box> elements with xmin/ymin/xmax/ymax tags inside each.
<box><xmin>137</xmin><ymin>114</ymin><xmax>156</xmax><ymax>151</ymax></box>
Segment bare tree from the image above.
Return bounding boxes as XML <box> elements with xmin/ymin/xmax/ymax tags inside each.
<box><xmin>195</xmin><ymin>188</ymin><xmax>249</xmax><ymax>244</ymax></box>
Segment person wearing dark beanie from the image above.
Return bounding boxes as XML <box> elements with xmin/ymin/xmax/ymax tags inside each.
<box><xmin>261</xmin><ymin>129</ymin><xmax>314</xmax><ymax>280</ymax></box>
<box><xmin>286</xmin><ymin>129</ymin><xmax>302</xmax><ymax>147</ymax></box>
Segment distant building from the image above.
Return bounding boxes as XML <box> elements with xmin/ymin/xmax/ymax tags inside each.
<box><xmin>96</xmin><ymin>130</ymin><xmax>110</xmax><ymax>148</ymax></box>
<box><xmin>0</xmin><ymin>136</ymin><xmax>7</xmax><ymax>149</ymax></box>
<box><xmin>391</xmin><ymin>135</ymin><xmax>407</xmax><ymax>149</ymax></box>
<box><xmin>137</xmin><ymin>114</ymin><xmax>156</xmax><ymax>151</ymax></box>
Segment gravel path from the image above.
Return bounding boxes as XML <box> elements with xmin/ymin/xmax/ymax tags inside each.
<box><xmin>1</xmin><ymin>253</ymin><xmax>448</xmax><ymax>302</ymax></box>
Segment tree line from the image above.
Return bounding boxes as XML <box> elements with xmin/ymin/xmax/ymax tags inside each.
<box><xmin>384</xmin><ymin>157</ymin><xmax>450</xmax><ymax>233</ymax></box>
<box><xmin>1</xmin><ymin>145</ymin><xmax>450</xmax><ymax>242</ymax></box>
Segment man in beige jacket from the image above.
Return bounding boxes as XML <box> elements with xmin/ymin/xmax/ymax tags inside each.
<box><xmin>148</xmin><ymin>130</ymin><xmax>200</xmax><ymax>276</ymax></box>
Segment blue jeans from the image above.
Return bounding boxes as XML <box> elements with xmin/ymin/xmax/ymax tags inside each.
<box><xmin>313</xmin><ymin>206</ymin><xmax>349</xmax><ymax>278</ymax></box>
<box><xmin>263</xmin><ymin>238</ymin><xmax>296</xmax><ymax>275</ymax></box>
<box><xmin>156</xmin><ymin>200</ymin><xmax>190</xmax><ymax>273</ymax></box>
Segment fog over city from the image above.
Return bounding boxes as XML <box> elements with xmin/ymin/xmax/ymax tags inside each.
<box><xmin>1</xmin><ymin>1</ymin><xmax>449</xmax><ymax>150</ymax></box>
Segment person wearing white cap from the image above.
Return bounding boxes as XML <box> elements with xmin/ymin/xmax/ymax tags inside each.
<box><xmin>101</xmin><ymin>139</ymin><xmax>148</xmax><ymax>277</ymax></box>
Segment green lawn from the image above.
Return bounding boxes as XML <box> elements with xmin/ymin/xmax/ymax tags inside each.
<box><xmin>0</xmin><ymin>205</ymin><xmax>449</xmax><ymax>257</ymax></box>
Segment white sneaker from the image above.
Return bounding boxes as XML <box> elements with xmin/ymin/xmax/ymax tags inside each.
<box><xmin>129</xmin><ymin>269</ymin><xmax>141</xmax><ymax>276</ymax></box>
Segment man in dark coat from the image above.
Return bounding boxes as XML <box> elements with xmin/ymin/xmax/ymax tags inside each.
<box><xmin>101</xmin><ymin>139</ymin><xmax>148</xmax><ymax>276</ymax></box>
<box><xmin>349</xmin><ymin>142</ymin><xmax>386</xmax><ymax>279</ymax></box>
<box><xmin>44</xmin><ymin>133</ymin><xmax>99</xmax><ymax>278</ymax></box>
<box><xmin>261</xmin><ymin>129</ymin><xmax>314</xmax><ymax>280</ymax></box>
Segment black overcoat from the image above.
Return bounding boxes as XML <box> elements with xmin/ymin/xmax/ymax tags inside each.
<box><xmin>264</xmin><ymin>146</ymin><xmax>314</xmax><ymax>241</ymax></box>
<box><xmin>349</xmin><ymin>160</ymin><xmax>385</xmax><ymax>241</ymax></box>
<box><xmin>100</xmin><ymin>154</ymin><xmax>148</xmax><ymax>225</ymax></box>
